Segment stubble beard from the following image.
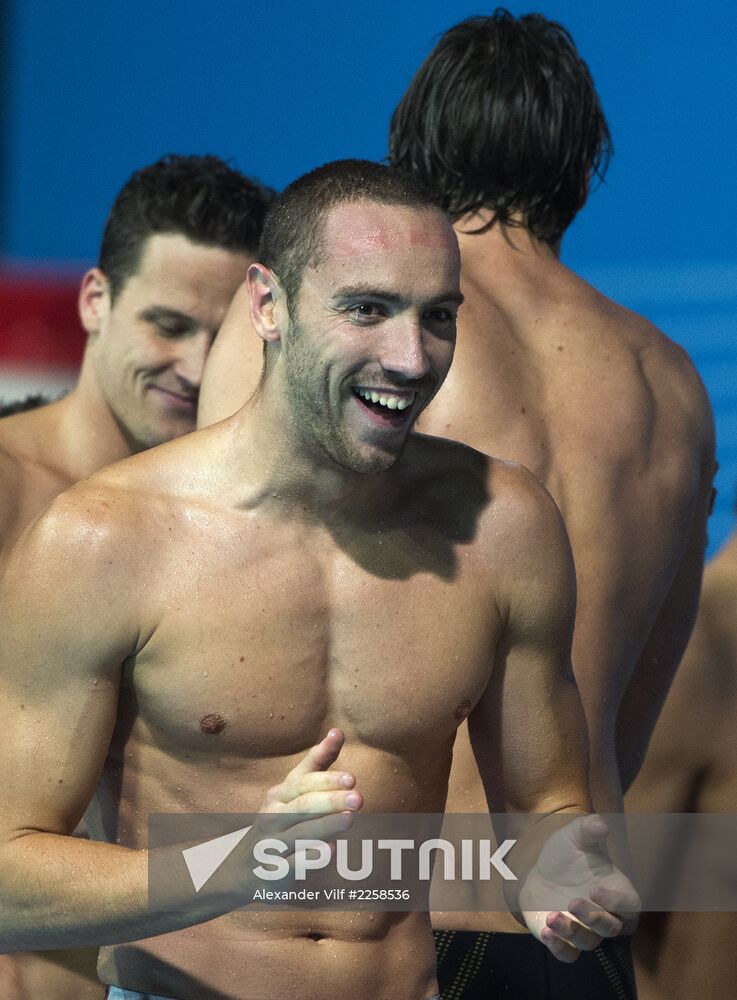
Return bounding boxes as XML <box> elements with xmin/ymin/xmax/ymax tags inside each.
<box><xmin>284</xmin><ymin>318</ymin><xmax>406</xmax><ymax>477</ymax></box>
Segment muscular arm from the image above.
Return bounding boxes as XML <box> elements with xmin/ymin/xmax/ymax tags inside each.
<box><xmin>468</xmin><ymin>466</ymin><xmax>589</xmax><ymax>817</ymax></box>
<box><xmin>0</xmin><ymin>490</ymin><xmax>358</xmax><ymax>951</ymax></box>
<box><xmin>197</xmin><ymin>281</ymin><xmax>264</xmax><ymax>428</ymax></box>
<box><xmin>468</xmin><ymin>469</ymin><xmax>640</xmax><ymax>960</ymax></box>
<box><xmin>0</xmin><ymin>493</ymin><xmax>158</xmax><ymax>949</ymax></box>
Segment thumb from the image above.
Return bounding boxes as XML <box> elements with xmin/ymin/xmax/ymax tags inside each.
<box><xmin>569</xmin><ymin>814</ymin><xmax>609</xmax><ymax>853</ymax></box>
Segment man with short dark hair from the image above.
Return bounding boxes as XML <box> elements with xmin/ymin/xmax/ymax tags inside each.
<box><xmin>197</xmin><ymin>13</ymin><xmax>715</xmax><ymax>998</ymax></box>
<box><xmin>0</xmin><ymin>153</ymin><xmax>272</xmax><ymax>999</ymax></box>
<box><xmin>0</xmin><ymin>159</ymin><xmax>637</xmax><ymax>1000</ymax></box>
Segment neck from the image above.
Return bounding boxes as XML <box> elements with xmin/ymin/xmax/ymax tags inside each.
<box><xmin>453</xmin><ymin>214</ymin><xmax>574</xmax><ymax>312</ymax></box>
<box><xmin>227</xmin><ymin>381</ymin><xmax>403</xmax><ymax>525</ymax></box>
<box><xmin>51</xmin><ymin>351</ymin><xmax>138</xmax><ymax>480</ymax></box>
<box><xmin>455</xmin><ymin>211</ymin><xmax>562</xmax><ymax>260</ymax></box>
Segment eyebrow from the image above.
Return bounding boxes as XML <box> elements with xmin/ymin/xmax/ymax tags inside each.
<box><xmin>332</xmin><ymin>285</ymin><xmax>464</xmax><ymax>306</ymax></box>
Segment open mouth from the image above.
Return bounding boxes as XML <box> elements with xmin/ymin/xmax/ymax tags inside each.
<box><xmin>352</xmin><ymin>387</ymin><xmax>416</xmax><ymax>427</ymax></box>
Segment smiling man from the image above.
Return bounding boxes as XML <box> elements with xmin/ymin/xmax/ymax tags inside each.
<box><xmin>0</xmin><ymin>161</ymin><xmax>637</xmax><ymax>1000</ymax></box>
<box><xmin>0</xmin><ymin>154</ymin><xmax>272</xmax><ymax>1000</ymax></box>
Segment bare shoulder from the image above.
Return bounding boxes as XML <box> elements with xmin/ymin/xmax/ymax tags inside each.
<box><xmin>6</xmin><ymin>433</ymin><xmax>193</xmax><ymax>582</ymax></box>
<box><xmin>7</xmin><ymin>474</ymin><xmax>145</xmax><ymax>589</ymax></box>
<box><xmin>576</xmin><ymin>285</ymin><xmax>714</xmax><ymax>460</ymax></box>
<box><xmin>406</xmin><ymin>433</ymin><xmax>572</xmax><ymax>572</ymax></box>
<box><xmin>0</xmin><ymin>401</ymin><xmax>75</xmax><ymax>553</ymax></box>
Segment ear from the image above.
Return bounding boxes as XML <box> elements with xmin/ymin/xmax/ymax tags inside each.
<box><xmin>247</xmin><ymin>263</ymin><xmax>286</xmax><ymax>345</ymax></box>
<box><xmin>78</xmin><ymin>268</ymin><xmax>110</xmax><ymax>337</ymax></box>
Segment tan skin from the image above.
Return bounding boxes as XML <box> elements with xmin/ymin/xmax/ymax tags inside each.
<box><xmin>627</xmin><ymin>531</ymin><xmax>737</xmax><ymax>1000</ymax></box>
<box><xmin>0</xmin><ymin>232</ymin><xmax>252</xmax><ymax>999</ymax></box>
<box><xmin>0</xmin><ymin>202</ymin><xmax>637</xmax><ymax>1000</ymax></box>
<box><xmin>199</xmin><ymin>214</ymin><xmax>715</xmax><ymax>937</ymax></box>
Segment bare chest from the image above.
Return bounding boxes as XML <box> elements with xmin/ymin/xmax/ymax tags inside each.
<box><xmin>126</xmin><ymin>528</ymin><xmax>500</xmax><ymax>763</ymax></box>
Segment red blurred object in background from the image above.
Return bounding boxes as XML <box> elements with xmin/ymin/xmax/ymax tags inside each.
<box><xmin>0</xmin><ymin>270</ymin><xmax>84</xmax><ymax>368</ymax></box>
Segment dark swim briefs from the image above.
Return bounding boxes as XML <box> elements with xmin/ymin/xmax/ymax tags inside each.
<box><xmin>433</xmin><ymin>930</ymin><xmax>636</xmax><ymax>999</ymax></box>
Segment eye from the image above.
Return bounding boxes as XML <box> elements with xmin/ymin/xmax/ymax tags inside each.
<box><xmin>424</xmin><ymin>306</ymin><xmax>456</xmax><ymax>326</ymax></box>
<box><xmin>348</xmin><ymin>302</ymin><xmax>386</xmax><ymax>322</ymax></box>
<box><xmin>154</xmin><ymin>320</ymin><xmax>192</xmax><ymax>339</ymax></box>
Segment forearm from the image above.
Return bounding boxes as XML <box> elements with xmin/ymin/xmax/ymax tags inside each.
<box><xmin>0</xmin><ymin>832</ymin><xmax>228</xmax><ymax>952</ymax></box>
<box><xmin>588</xmin><ymin>732</ymin><xmax>625</xmax><ymax>813</ymax></box>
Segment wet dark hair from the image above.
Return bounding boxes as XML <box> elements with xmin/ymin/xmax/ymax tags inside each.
<box><xmin>388</xmin><ymin>9</ymin><xmax>612</xmax><ymax>244</ymax></box>
<box><xmin>99</xmin><ymin>154</ymin><xmax>275</xmax><ymax>301</ymax></box>
<box><xmin>258</xmin><ymin>158</ymin><xmax>442</xmax><ymax>307</ymax></box>
<box><xmin>0</xmin><ymin>394</ymin><xmax>49</xmax><ymax>417</ymax></box>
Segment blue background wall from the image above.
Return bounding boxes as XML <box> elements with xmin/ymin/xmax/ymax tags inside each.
<box><xmin>3</xmin><ymin>0</ymin><xmax>736</xmax><ymax>550</ymax></box>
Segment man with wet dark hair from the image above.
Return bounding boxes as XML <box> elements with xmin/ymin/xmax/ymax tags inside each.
<box><xmin>0</xmin><ymin>159</ymin><xmax>638</xmax><ymax>1000</ymax></box>
<box><xmin>197</xmin><ymin>13</ymin><xmax>715</xmax><ymax>998</ymax></box>
<box><xmin>0</xmin><ymin>153</ymin><xmax>271</xmax><ymax>1000</ymax></box>
<box><xmin>389</xmin><ymin>10</ymin><xmax>610</xmax><ymax>245</ymax></box>
<box><xmin>388</xmin><ymin>10</ymin><xmax>714</xmax><ymax>999</ymax></box>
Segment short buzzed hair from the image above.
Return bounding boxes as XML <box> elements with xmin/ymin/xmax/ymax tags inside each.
<box><xmin>99</xmin><ymin>154</ymin><xmax>274</xmax><ymax>301</ymax></box>
<box><xmin>258</xmin><ymin>159</ymin><xmax>441</xmax><ymax>307</ymax></box>
<box><xmin>388</xmin><ymin>9</ymin><xmax>611</xmax><ymax>244</ymax></box>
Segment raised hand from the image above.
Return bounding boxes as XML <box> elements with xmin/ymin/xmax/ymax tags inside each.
<box><xmin>520</xmin><ymin>814</ymin><xmax>640</xmax><ymax>963</ymax></box>
<box><xmin>255</xmin><ymin>728</ymin><xmax>363</xmax><ymax>850</ymax></box>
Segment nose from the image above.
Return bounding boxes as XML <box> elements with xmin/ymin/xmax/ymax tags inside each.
<box><xmin>379</xmin><ymin>317</ymin><xmax>432</xmax><ymax>384</ymax></box>
<box><xmin>173</xmin><ymin>330</ymin><xmax>214</xmax><ymax>388</ymax></box>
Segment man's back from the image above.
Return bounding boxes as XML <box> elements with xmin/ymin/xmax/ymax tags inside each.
<box><xmin>425</xmin><ymin>224</ymin><xmax>714</xmax><ymax>835</ymax></box>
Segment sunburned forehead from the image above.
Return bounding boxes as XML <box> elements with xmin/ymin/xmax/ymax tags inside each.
<box><xmin>320</xmin><ymin>201</ymin><xmax>457</xmax><ymax>260</ymax></box>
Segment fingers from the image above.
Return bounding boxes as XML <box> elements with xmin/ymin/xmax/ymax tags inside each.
<box><xmin>259</xmin><ymin>729</ymin><xmax>363</xmax><ymax>823</ymax></box>
<box><xmin>563</xmin><ymin>900</ymin><xmax>623</xmax><ymax>938</ymax></box>
<box><xmin>271</xmin><ymin>767</ymin><xmax>356</xmax><ymax>804</ymax></box>
<box><xmin>540</xmin><ymin>907</ymin><xmax>609</xmax><ymax>962</ymax></box>
<box><xmin>287</xmin><ymin>729</ymin><xmax>345</xmax><ymax>781</ymax></box>
<box><xmin>268</xmin><ymin>808</ymin><xmax>357</xmax><ymax>851</ymax></box>
<box><xmin>261</xmin><ymin>788</ymin><xmax>362</xmax><ymax>828</ymax></box>
<box><xmin>590</xmin><ymin>885</ymin><xmax>641</xmax><ymax>919</ymax></box>
<box><xmin>539</xmin><ymin>924</ymin><xmax>581</xmax><ymax>963</ymax></box>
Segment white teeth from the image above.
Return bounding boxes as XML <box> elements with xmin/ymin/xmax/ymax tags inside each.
<box><xmin>356</xmin><ymin>389</ymin><xmax>414</xmax><ymax>412</ymax></box>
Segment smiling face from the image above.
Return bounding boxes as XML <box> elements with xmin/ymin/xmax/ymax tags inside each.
<box><xmin>275</xmin><ymin>200</ymin><xmax>462</xmax><ymax>475</ymax></box>
<box><xmin>82</xmin><ymin>232</ymin><xmax>252</xmax><ymax>450</ymax></box>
